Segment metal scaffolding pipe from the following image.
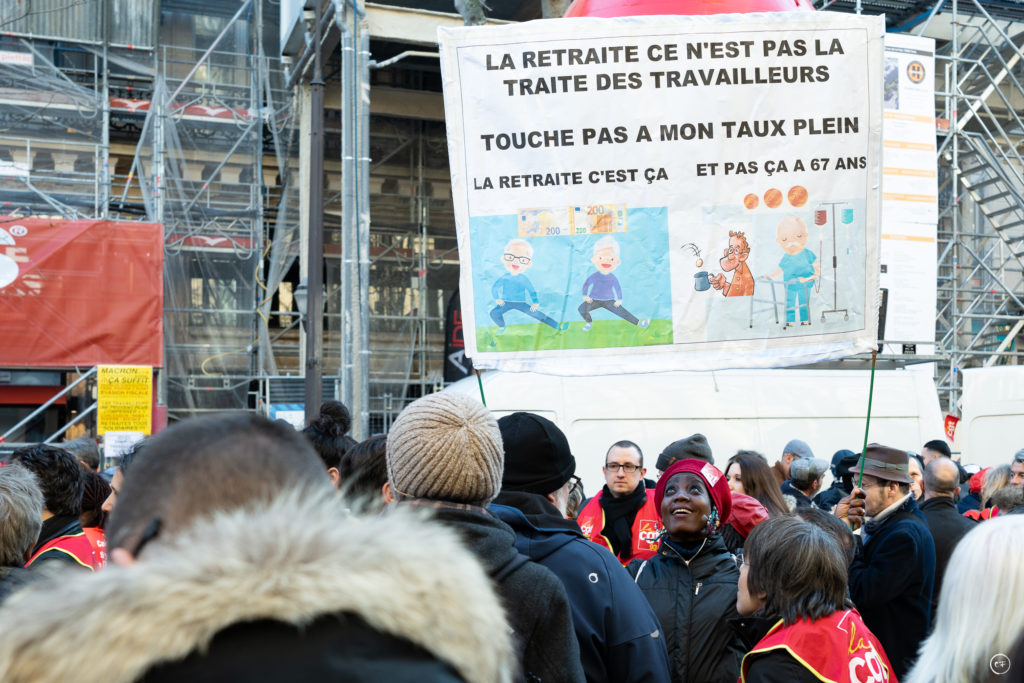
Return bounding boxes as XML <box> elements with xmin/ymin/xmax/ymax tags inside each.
<box><xmin>304</xmin><ymin>0</ymin><xmax>327</xmax><ymax>425</ymax></box>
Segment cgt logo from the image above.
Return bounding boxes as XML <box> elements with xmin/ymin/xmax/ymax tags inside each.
<box><xmin>849</xmin><ymin>642</ymin><xmax>890</xmax><ymax>683</ymax></box>
<box><xmin>638</xmin><ymin>520</ymin><xmax>663</xmax><ymax>548</ymax></box>
<box><xmin>0</xmin><ymin>226</ymin><xmax>22</xmax><ymax>289</ymax></box>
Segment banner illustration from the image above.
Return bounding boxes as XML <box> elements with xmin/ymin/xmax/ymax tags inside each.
<box><xmin>440</xmin><ymin>12</ymin><xmax>885</xmax><ymax>373</ymax></box>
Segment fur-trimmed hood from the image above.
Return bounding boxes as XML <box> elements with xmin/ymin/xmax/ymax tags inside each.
<box><xmin>0</xmin><ymin>490</ymin><xmax>515</xmax><ymax>683</ymax></box>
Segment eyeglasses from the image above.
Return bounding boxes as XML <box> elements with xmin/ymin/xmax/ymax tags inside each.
<box><xmin>503</xmin><ymin>253</ymin><xmax>531</xmax><ymax>265</ymax></box>
<box><xmin>606</xmin><ymin>463</ymin><xmax>640</xmax><ymax>473</ymax></box>
<box><xmin>733</xmin><ymin>550</ymin><xmax>749</xmax><ymax>571</ymax></box>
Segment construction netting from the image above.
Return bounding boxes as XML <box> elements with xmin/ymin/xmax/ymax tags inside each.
<box><xmin>0</xmin><ymin>38</ymin><xmax>104</xmax><ymax>217</ymax></box>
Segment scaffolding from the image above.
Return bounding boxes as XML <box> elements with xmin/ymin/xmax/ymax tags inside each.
<box><xmin>817</xmin><ymin>0</ymin><xmax>1024</xmax><ymax>414</ymax></box>
<box><xmin>0</xmin><ymin>0</ymin><xmax>459</xmax><ymax>435</ymax></box>
<box><xmin>7</xmin><ymin>0</ymin><xmax>1022</xmax><ymax>435</ymax></box>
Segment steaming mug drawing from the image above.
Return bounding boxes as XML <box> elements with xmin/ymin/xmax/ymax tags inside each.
<box><xmin>694</xmin><ymin>271</ymin><xmax>711</xmax><ymax>291</ymax></box>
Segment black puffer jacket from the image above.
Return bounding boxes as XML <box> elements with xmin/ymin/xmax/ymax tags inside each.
<box><xmin>626</xmin><ymin>536</ymin><xmax>743</xmax><ymax>683</ymax></box>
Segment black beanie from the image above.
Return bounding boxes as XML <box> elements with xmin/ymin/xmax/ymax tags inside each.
<box><xmin>656</xmin><ymin>433</ymin><xmax>714</xmax><ymax>471</ymax></box>
<box><xmin>497</xmin><ymin>412</ymin><xmax>576</xmax><ymax>495</ymax></box>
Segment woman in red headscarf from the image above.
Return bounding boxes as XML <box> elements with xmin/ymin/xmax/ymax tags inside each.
<box><xmin>627</xmin><ymin>459</ymin><xmax>745</xmax><ymax>683</ymax></box>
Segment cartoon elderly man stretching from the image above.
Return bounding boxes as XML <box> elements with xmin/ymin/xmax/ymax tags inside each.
<box><xmin>578</xmin><ymin>236</ymin><xmax>650</xmax><ymax>331</ymax></box>
<box><xmin>490</xmin><ymin>238</ymin><xmax>568</xmax><ymax>334</ymax></box>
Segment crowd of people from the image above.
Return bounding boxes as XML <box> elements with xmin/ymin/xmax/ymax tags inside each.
<box><xmin>0</xmin><ymin>394</ymin><xmax>1022</xmax><ymax>683</ymax></box>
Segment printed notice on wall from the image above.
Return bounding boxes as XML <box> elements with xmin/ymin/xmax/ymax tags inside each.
<box><xmin>97</xmin><ymin>365</ymin><xmax>153</xmax><ymax>435</ymax></box>
<box><xmin>880</xmin><ymin>32</ymin><xmax>938</xmax><ymax>356</ymax></box>
<box><xmin>440</xmin><ymin>12</ymin><xmax>884</xmax><ymax>374</ymax></box>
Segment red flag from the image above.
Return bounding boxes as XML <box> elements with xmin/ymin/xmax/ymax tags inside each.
<box><xmin>943</xmin><ymin>414</ymin><xmax>959</xmax><ymax>441</ymax></box>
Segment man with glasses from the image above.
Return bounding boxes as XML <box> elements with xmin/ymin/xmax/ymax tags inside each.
<box><xmin>492</xmin><ymin>413</ymin><xmax>670</xmax><ymax>683</ymax></box>
<box><xmin>489</xmin><ymin>238</ymin><xmax>568</xmax><ymax>334</ymax></box>
<box><xmin>839</xmin><ymin>443</ymin><xmax>936</xmax><ymax>680</ymax></box>
<box><xmin>709</xmin><ymin>230</ymin><xmax>754</xmax><ymax>297</ymax></box>
<box><xmin>577</xmin><ymin>441</ymin><xmax>663</xmax><ymax>565</ymax></box>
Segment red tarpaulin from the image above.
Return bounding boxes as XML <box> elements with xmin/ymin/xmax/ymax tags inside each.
<box><xmin>0</xmin><ymin>218</ymin><xmax>163</xmax><ymax>367</ymax></box>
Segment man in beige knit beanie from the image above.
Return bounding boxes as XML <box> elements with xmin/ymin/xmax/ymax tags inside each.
<box><xmin>384</xmin><ymin>392</ymin><xmax>585</xmax><ymax>683</ymax></box>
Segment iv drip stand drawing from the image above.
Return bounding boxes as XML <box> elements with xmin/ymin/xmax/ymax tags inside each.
<box><xmin>815</xmin><ymin>201</ymin><xmax>849</xmax><ymax>322</ymax></box>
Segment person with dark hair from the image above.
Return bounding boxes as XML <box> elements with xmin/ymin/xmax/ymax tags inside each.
<box><xmin>627</xmin><ymin>459</ymin><xmax>744</xmax><ymax>683</ymax></box>
<box><xmin>720</xmin><ymin>492</ymin><xmax>769</xmax><ymax>554</ymax></box>
<box><xmin>0</xmin><ymin>465</ymin><xmax>44</xmax><ymax>604</ymax></box>
<box><xmin>8</xmin><ymin>444</ymin><xmax>96</xmax><ymax>571</ymax></box>
<box><xmin>919</xmin><ymin>439</ymin><xmax>951</xmax><ymax>465</ymax></box>
<box><xmin>920</xmin><ymin>457</ymin><xmax>977</xmax><ymax>620</ymax></box>
<box><xmin>337</xmin><ymin>434</ymin><xmax>388</xmax><ymax>510</ymax></box>
<box><xmin>736</xmin><ymin>516</ymin><xmax>894</xmax><ymax>683</ymax></box>
<box><xmin>0</xmin><ymin>411</ymin><xmax>517</xmax><ymax>683</ymax></box>
<box><xmin>79</xmin><ymin>471</ymin><xmax>110</xmax><ymax>568</ymax></box>
<box><xmin>655</xmin><ymin>433</ymin><xmax>714</xmax><ymax>472</ymax></box>
<box><xmin>491</xmin><ymin>412</ymin><xmax>670</xmax><ymax>683</ymax></box>
<box><xmin>101</xmin><ymin>438</ymin><xmax>143</xmax><ymax>518</ymax></box>
<box><xmin>62</xmin><ymin>437</ymin><xmax>100</xmax><ymax>472</ymax></box>
<box><xmin>812</xmin><ymin>449</ymin><xmax>859</xmax><ymax>511</ymax></box>
<box><xmin>845</xmin><ymin>444</ymin><xmax>936</xmax><ymax>679</ymax></box>
<box><xmin>723</xmin><ymin>452</ymin><xmax>789</xmax><ymax>518</ymax></box>
<box><xmin>578</xmin><ymin>440</ymin><xmax>663</xmax><ymax>565</ymax></box>
<box><xmin>921</xmin><ymin>439</ymin><xmax>971</xmax><ymax>488</ymax></box>
<box><xmin>384</xmin><ymin>393</ymin><xmax>584</xmax><ymax>683</ymax></box>
<box><xmin>303</xmin><ymin>400</ymin><xmax>358</xmax><ymax>488</ymax></box>
<box><xmin>793</xmin><ymin>505</ymin><xmax>856</xmax><ymax>567</ymax></box>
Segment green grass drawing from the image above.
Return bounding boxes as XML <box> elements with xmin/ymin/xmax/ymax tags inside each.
<box><xmin>477</xmin><ymin>318</ymin><xmax>674</xmax><ymax>352</ymax></box>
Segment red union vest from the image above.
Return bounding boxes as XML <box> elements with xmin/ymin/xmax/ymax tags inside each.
<box><xmin>82</xmin><ymin>526</ymin><xmax>107</xmax><ymax>568</ymax></box>
<box><xmin>740</xmin><ymin>610</ymin><xmax>895</xmax><ymax>683</ymax></box>
<box><xmin>576</xmin><ymin>489</ymin><xmax>662</xmax><ymax>565</ymax></box>
<box><xmin>26</xmin><ymin>532</ymin><xmax>98</xmax><ymax>571</ymax></box>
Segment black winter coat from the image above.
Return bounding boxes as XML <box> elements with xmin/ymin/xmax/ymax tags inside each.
<box><xmin>626</xmin><ymin>535</ymin><xmax>743</xmax><ymax>683</ymax></box>
<box><xmin>849</xmin><ymin>496</ymin><xmax>935</xmax><ymax>681</ymax></box>
<box><xmin>432</xmin><ymin>503</ymin><xmax>586</xmax><ymax>683</ymax></box>
<box><xmin>919</xmin><ymin>496</ymin><xmax>977</xmax><ymax>617</ymax></box>
<box><xmin>491</xmin><ymin>492</ymin><xmax>671</xmax><ymax>683</ymax></box>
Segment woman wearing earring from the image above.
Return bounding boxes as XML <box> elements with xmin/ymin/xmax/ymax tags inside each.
<box><xmin>627</xmin><ymin>459</ymin><xmax>744</xmax><ymax>683</ymax></box>
<box><xmin>736</xmin><ymin>515</ymin><xmax>894</xmax><ymax>682</ymax></box>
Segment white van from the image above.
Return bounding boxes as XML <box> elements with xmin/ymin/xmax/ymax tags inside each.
<box><xmin>955</xmin><ymin>367</ymin><xmax>1024</xmax><ymax>469</ymax></box>
<box><xmin>447</xmin><ymin>368</ymin><xmax>944</xmax><ymax>492</ymax></box>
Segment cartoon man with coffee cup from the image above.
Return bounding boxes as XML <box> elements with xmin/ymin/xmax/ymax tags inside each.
<box><xmin>709</xmin><ymin>230</ymin><xmax>754</xmax><ymax>297</ymax></box>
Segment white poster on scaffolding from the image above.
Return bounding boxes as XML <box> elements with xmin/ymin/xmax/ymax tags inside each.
<box><xmin>440</xmin><ymin>12</ymin><xmax>884</xmax><ymax>374</ymax></box>
<box><xmin>880</xmin><ymin>32</ymin><xmax>938</xmax><ymax>357</ymax></box>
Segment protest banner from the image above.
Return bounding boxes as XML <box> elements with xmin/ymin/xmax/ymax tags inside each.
<box><xmin>97</xmin><ymin>365</ymin><xmax>153</xmax><ymax>435</ymax></box>
<box><xmin>439</xmin><ymin>12</ymin><xmax>885</xmax><ymax>373</ymax></box>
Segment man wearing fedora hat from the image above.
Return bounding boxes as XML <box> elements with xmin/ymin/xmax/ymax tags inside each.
<box><xmin>845</xmin><ymin>443</ymin><xmax>936</xmax><ymax>680</ymax></box>
<box><xmin>491</xmin><ymin>412</ymin><xmax>670</xmax><ymax>683</ymax></box>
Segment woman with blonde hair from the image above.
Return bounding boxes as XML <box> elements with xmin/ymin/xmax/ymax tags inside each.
<box><xmin>906</xmin><ymin>515</ymin><xmax>1024</xmax><ymax>683</ymax></box>
<box><xmin>964</xmin><ymin>464</ymin><xmax>1012</xmax><ymax>521</ymax></box>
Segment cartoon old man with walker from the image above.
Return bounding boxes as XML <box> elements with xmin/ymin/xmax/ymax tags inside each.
<box><xmin>766</xmin><ymin>216</ymin><xmax>819</xmax><ymax>326</ymax></box>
